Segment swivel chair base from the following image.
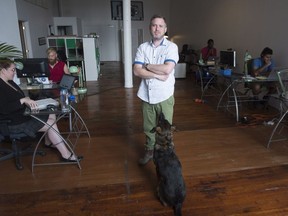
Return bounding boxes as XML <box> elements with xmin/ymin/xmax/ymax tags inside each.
<box><xmin>0</xmin><ymin>141</ymin><xmax>45</xmax><ymax>170</ymax></box>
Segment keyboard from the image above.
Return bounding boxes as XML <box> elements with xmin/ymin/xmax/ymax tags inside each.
<box><xmin>35</xmin><ymin>98</ymin><xmax>59</xmax><ymax>110</ymax></box>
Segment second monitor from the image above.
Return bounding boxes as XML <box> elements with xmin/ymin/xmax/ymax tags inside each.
<box><xmin>16</xmin><ymin>58</ymin><xmax>50</xmax><ymax>85</ymax></box>
<box><xmin>220</xmin><ymin>50</ymin><xmax>236</xmax><ymax>68</ymax></box>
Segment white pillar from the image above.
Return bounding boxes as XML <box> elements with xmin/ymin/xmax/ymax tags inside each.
<box><xmin>123</xmin><ymin>0</ymin><xmax>133</xmax><ymax>88</ymax></box>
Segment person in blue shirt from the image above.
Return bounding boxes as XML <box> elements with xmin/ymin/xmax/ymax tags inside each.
<box><xmin>251</xmin><ymin>47</ymin><xmax>274</xmax><ymax>96</ymax></box>
<box><xmin>252</xmin><ymin>47</ymin><xmax>274</xmax><ymax>77</ymax></box>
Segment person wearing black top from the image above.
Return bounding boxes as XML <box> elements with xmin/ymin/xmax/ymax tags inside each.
<box><xmin>0</xmin><ymin>59</ymin><xmax>82</xmax><ymax>162</ymax></box>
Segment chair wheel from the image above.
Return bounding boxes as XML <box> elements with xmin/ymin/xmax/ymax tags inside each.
<box><xmin>16</xmin><ymin>163</ymin><xmax>24</xmax><ymax>170</ymax></box>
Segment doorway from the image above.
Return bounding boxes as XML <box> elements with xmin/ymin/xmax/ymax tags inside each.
<box><xmin>18</xmin><ymin>20</ymin><xmax>31</xmax><ymax>58</ymax></box>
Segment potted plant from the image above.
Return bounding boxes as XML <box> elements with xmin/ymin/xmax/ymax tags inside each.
<box><xmin>0</xmin><ymin>42</ymin><xmax>23</xmax><ymax>69</ymax></box>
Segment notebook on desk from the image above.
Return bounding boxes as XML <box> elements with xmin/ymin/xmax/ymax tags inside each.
<box><xmin>35</xmin><ymin>98</ymin><xmax>59</xmax><ymax>110</ymax></box>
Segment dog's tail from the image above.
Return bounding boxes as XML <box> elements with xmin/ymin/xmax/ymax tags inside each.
<box><xmin>173</xmin><ymin>203</ymin><xmax>182</xmax><ymax>216</ymax></box>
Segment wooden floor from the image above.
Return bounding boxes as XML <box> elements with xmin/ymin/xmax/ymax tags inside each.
<box><xmin>1</xmin><ymin>62</ymin><xmax>288</xmax><ymax>215</ymax></box>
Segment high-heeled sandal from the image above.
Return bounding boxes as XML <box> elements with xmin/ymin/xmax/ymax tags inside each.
<box><xmin>44</xmin><ymin>143</ymin><xmax>57</xmax><ymax>150</ymax></box>
<box><xmin>61</xmin><ymin>153</ymin><xmax>83</xmax><ymax>162</ymax></box>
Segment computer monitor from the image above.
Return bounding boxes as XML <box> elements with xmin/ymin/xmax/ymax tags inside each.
<box><xmin>220</xmin><ymin>50</ymin><xmax>236</xmax><ymax>68</ymax></box>
<box><xmin>16</xmin><ymin>58</ymin><xmax>50</xmax><ymax>85</ymax></box>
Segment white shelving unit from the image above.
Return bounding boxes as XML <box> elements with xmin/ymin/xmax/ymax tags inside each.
<box><xmin>47</xmin><ymin>36</ymin><xmax>100</xmax><ymax>81</ymax></box>
<box><xmin>82</xmin><ymin>37</ymin><xmax>100</xmax><ymax>81</ymax></box>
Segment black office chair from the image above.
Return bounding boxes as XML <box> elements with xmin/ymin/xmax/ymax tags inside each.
<box><xmin>246</xmin><ymin>58</ymin><xmax>254</xmax><ymax>76</ymax></box>
<box><xmin>57</xmin><ymin>50</ymin><xmax>67</xmax><ymax>63</ymax></box>
<box><xmin>0</xmin><ymin>119</ymin><xmax>45</xmax><ymax>170</ymax></box>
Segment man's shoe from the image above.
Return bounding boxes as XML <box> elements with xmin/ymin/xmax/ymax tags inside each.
<box><xmin>138</xmin><ymin>149</ymin><xmax>153</xmax><ymax>165</ymax></box>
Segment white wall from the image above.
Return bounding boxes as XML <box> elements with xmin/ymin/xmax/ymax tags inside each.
<box><xmin>59</xmin><ymin>0</ymin><xmax>171</xmax><ymax>61</ymax></box>
<box><xmin>170</xmin><ymin>0</ymin><xmax>288</xmax><ymax>72</ymax></box>
<box><xmin>0</xmin><ymin>0</ymin><xmax>22</xmax><ymax>51</ymax></box>
<box><xmin>3</xmin><ymin>0</ymin><xmax>287</xmax><ymax>68</ymax></box>
<box><xmin>15</xmin><ymin>0</ymin><xmax>59</xmax><ymax>58</ymax></box>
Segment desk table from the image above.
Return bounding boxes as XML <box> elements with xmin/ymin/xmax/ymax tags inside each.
<box><xmin>200</xmin><ymin>68</ymin><xmax>232</xmax><ymax>100</ymax></box>
<box><xmin>196</xmin><ymin>63</ymin><xmax>215</xmax><ymax>93</ymax></box>
<box><xmin>217</xmin><ymin>75</ymin><xmax>278</xmax><ymax>122</ymax></box>
<box><xmin>24</xmin><ymin>103</ymin><xmax>90</xmax><ymax>172</ymax></box>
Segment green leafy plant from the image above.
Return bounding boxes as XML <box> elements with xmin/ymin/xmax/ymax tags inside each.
<box><xmin>0</xmin><ymin>42</ymin><xmax>23</xmax><ymax>69</ymax></box>
<box><xmin>0</xmin><ymin>42</ymin><xmax>23</xmax><ymax>59</ymax></box>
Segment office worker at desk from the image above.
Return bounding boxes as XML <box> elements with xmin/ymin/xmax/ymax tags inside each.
<box><xmin>251</xmin><ymin>47</ymin><xmax>275</xmax><ymax>96</ymax></box>
<box><xmin>47</xmin><ymin>47</ymin><xmax>70</xmax><ymax>83</ymax></box>
<box><xmin>0</xmin><ymin>59</ymin><xmax>82</xmax><ymax>162</ymax></box>
<box><xmin>201</xmin><ymin>39</ymin><xmax>217</xmax><ymax>61</ymax></box>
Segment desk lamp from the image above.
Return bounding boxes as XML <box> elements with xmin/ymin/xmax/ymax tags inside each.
<box><xmin>69</xmin><ymin>66</ymin><xmax>87</xmax><ymax>94</ymax></box>
<box><xmin>244</xmin><ymin>50</ymin><xmax>252</xmax><ymax>76</ymax></box>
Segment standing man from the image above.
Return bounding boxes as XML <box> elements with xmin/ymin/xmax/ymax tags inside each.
<box><xmin>47</xmin><ymin>47</ymin><xmax>70</xmax><ymax>83</ymax></box>
<box><xmin>133</xmin><ymin>15</ymin><xmax>179</xmax><ymax>165</ymax></box>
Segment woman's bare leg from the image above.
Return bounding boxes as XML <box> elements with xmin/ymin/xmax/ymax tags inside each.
<box><xmin>39</xmin><ymin>114</ymin><xmax>77</xmax><ymax>160</ymax></box>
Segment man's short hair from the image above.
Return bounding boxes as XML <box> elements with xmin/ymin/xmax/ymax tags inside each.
<box><xmin>261</xmin><ymin>47</ymin><xmax>273</xmax><ymax>57</ymax></box>
<box><xmin>207</xmin><ymin>39</ymin><xmax>214</xmax><ymax>44</ymax></box>
<box><xmin>150</xmin><ymin>14</ymin><xmax>167</xmax><ymax>26</ymax></box>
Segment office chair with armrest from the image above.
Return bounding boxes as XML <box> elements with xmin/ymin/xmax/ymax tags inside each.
<box><xmin>243</xmin><ymin>58</ymin><xmax>255</xmax><ymax>92</ymax></box>
<box><xmin>246</xmin><ymin>58</ymin><xmax>254</xmax><ymax>76</ymax></box>
<box><xmin>267</xmin><ymin>68</ymin><xmax>288</xmax><ymax>148</ymax></box>
<box><xmin>0</xmin><ymin>119</ymin><xmax>45</xmax><ymax>170</ymax></box>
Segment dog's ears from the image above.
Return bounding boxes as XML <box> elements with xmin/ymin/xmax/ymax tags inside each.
<box><xmin>155</xmin><ymin>143</ymin><xmax>161</xmax><ymax>150</ymax></box>
<box><xmin>150</xmin><ymin>126</ymin><xmax>162</xmax><ymax>133</ymax></box>
<box><xmin>171</xmin><ymin>125</ymin><xmax>176</xmax><ymax>132</ymax></box>
<box><xmin>155</xmin><ymin>126</ymin><xmax>162</xmax><ymax>133</ymax></box>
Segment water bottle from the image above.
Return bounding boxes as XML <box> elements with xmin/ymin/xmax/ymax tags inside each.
<box><xmin>60</xmin><ymin>89</ymin><xmax>69</xmax><ymax>112</ymax></box>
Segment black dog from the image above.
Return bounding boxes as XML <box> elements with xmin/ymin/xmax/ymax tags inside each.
<box><xmin>151</xmin><ymin>113</ymin><xmax>186</xmax><ymax>216</ymax></box>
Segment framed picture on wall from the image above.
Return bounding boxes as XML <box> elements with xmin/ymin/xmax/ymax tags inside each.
<box><xmin>131</xmin><ymin>1</ymin><xmax>144</xmax><ymax>20</ymax></box>
<box><xmin>111</xmin><ymin>1</ymin><xmax>144</xmax><ymax>21</ymax></box>
<box><xmin>38</xmin><ymin>37</ymin><xmax>46</xmax><ymax>46</ymax></box>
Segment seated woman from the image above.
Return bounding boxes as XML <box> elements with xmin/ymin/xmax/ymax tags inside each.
<box><xmin>0</xmin><ymin>59</ymin><xmax>82</xmax><ymax>162</ymax></box>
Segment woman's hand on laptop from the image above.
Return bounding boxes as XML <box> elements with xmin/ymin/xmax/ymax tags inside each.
<box><xmin>20</xmin><ymin>97</ymin><xmax>38</xmax><ymax>110</ymax></box>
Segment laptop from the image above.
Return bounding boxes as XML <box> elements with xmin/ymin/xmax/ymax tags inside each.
<box><xmin>35</xmin><ymin>77</ymin><xmax>50</xmax><ymax>84</ymax></box>
<box><xmin>256</xmin><ymin>70</ymin><xmax>279</xmax><ymax>81</ymax></box>
<box><xmin>265</xmin><ymin>67</ymin><xmax>288</xmax><ymax>81</ymax></box>
<box><xmin>59</xmin><ymin>74</ymin><xmax>76</xmax><ymax>90</ymax></box>
<box><xmin>38</xmin><ymin>74</ymin><xmax>76</xmax><ymax>99</ymax></box>
<box><xmin>266</xmin><ymin>70</ymin><xmax>278</xmax><ymax>80</ymax></box>
<box><xmin>35</xmin><ymin>98</ymin><xmax>59</xmax><ymax>110</ymax></box>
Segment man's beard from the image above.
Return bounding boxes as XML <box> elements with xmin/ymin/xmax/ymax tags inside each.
<box><xmin>48</xmin><ymin>59</ymin><xmax>57</xmax><ymax>65</ymax></box>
